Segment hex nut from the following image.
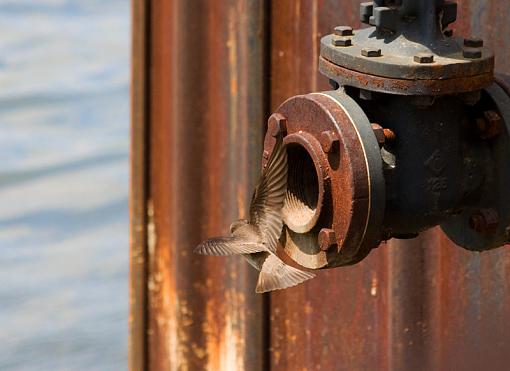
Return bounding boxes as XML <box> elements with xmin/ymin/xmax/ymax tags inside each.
<box><xmin>371</xmin><ymin>123</ymin><xmax>385</xmax><ymax>146</ymax></box>
<box><xmin>460</xmin><ymin>90</ymin><xmax>481</xmax><ymax>106</ymax></box>
<box><xmin>319</xmin><ymin>130</ymin><xmax>339</xmax><ymax>153</ymax></box>
<box><xmin>469</xmin><ymin>209</ymin><xmax>499</xmax><ymax>234</ymax></box>
<box><xmin>332</xmin><ymin>36</ymin><xmax>352</xmax><ymax>47</ymax></box>
<box><xmin>318</xmin><ymin>228</ymin><xmax>337</xmax><ymax>251</ymax></box>
<box><xmin>359</xmin><ymin>89</ymin><xmax>374</xmax><ymax>101</ymax></box>
<box><xmin>414</xmin><ymin>53</ymin><xmax>434</xmax><ymax>63</ymax></box>
<box><xmin>267</xmin><ymin>113</ymin><xmax>287</xmax><ymax>137</ymax></box>
<box><xmin>334</xmin><ymin>26</ymin><xmax>353</xmax><ymax>36</ymax></box>
<box><xmin>373</xmin><ymin>6</ymin><xmax>397</xmax><ymax>31</ymax></box>
<box><xmin>360</xmin><ymin>2</ymin><xmax>374</xmax><ymax>24</ymax></box>
<box><xmin>383</xmin><ymin>128</ymin><xmax>396</xmax><ymax>143</ymax></box>
<box><xmin>464</xmin><ymin>37</ymin><xmax>484</xmax><ymax>48</ymax></box>
<box><xmin>463</xmin><ymin>48</ymin><xmax>482</xmax><ymax>59</ymax></box>
<box><xmin>479</xmin><ymin>110</ymin><xmax>503</xmax><ymax>139</ymax></box>
<box><xmin>361</xmin><ymin>47</ymin><xmax>382</xmax><ymax>57</ymax></box>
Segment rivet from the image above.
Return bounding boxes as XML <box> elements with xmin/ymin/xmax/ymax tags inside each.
<box><xmin>361</xmin><ymin>47</ymin><xmax>381</xmax><ymax>57</ymax></box>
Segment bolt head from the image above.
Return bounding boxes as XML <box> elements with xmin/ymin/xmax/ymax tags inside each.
<box><xmin>267</xmin><ymin>113</ymin><xmax>287</xmax><ymax>138</ymax></box>
<box><xmin>360</xmin><ymin>2</ymin><xmax>374</xmax><ymax>24</ymax></box>
<box><xmin>319</xmin><ymin>130</ymin><xmax>339</xmax><ymax>153</ymax></box>
<box><xmin>332</xmin><ymin>36</ymin><xmax>352</xmax><ymax>47</ymax></box>
<box><xmin>414</xmin><ymin>53</ymin><xmax>434</xmax><ymax>63</ymax></box>
<box><xmin>463</xmin><ymin>48</ymin><xmax>482</xmax><ymax>59</ymax></box>
<box><xmin>479</xmin><ymin>110</ymin><xmax>503</xmax><ymax>139</ymax></box>
<box><xmin>318</xmin><ymin>228</ymin><xmax>337</xmax><ymax>251</ymax></box>
<box><xmin>359</xmin><ymin>89</ymin><xmax>374</xmax><ymax>100</ymax></box>
<box><xmin>361</xmin><ymin>48</ymin><xmax>381</xmax><ymax>57</ymax></box>
<box><xmin>371</xmin><ymin>123</ymin><xmax>385</xmax><ymax>146</ymax></box>
<box><xmin>383</xmin><ymin>128</ymin><xmax>396</xmax><ymax>143</ymax></box>
<box><xmin>469</xmin><ymin>209</ymin><xmax>499</xmax><ymax>234</ymax></box>
<box><xmin>334</xmin><ymin>26</ymin><xmax>353</xmax><ymax>36</ymax></box>
<box><xmin>464</xmin><ymin>37</ymin><xmax>484</xmax><ymax>48</ymax></box>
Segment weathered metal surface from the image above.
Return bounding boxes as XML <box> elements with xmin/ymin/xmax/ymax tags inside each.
<box><xmin>320</xmin><ymin>56</ymin><xmax>495</xmax><ymax>95</ymax></box>
<box><xmin>270</xmin><ymin>1</ymin><xmax>510</xmax><ymax>370</ymax></box>
<box><xmin>132</xmin><ymin>0</ymin><xmax>510</xmax><ymax>370</ymax></box>
<box><xmin>143</xmin><ymin>0</ymin><xmax>267</xmax><ymax>370</ymax></box>
<box><xmin>266</xmin><ymin>92</ymin><xmax>385</xmax><ymax>269</ymax></box>
<box><xmin>441</xmin><ymin>82</ymin><xmax>510</xmax><ymax>251</ymax></box>
<box><xmin>321</xmin><ymin>0</ymin><xmax>495</xmax><ymax>95</ymax></box>
<box><xmin>130</xmin><ymin>0</ymin><xmax>149</xmax><ymax>369</ymax></box>
<box><xmin>321</xmin><ymin>32</ymin><xmax>494</xmax><ymax>81</ymax></box>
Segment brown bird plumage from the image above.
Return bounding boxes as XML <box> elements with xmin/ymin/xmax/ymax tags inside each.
<box><xmin>194</xmin><ymin>134</ymin><xmax>315</xmax><ymax>293</ymax></box>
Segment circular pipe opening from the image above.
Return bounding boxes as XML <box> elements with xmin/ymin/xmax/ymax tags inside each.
<box><xmin>282</xmin><ymin>138</ymin><xmax>324</xmax><ymax>233</ymax></box>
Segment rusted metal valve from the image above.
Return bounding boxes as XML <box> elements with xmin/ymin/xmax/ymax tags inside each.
<box><xmin>262</xmin><ymin>0</ymin><xmax>510</xmax><ymax>269</ymax></box>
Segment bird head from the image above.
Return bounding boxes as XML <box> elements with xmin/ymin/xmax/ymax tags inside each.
<box><xmin>230</xmin><ymin>219</ymin><xmax>249</xmax><ymax>234</ymax></box>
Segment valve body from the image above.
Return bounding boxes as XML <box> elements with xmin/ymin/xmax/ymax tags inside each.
<box><xmin>263</xmin><ymin>0</ymin><xmax>510</xmax><ymax>269</ymax></box>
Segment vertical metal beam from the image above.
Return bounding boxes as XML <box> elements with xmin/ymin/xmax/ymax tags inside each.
<box><xmin>130</xmin><ymin>0</ymin><xmax>150</xmax><ymax>369</ymax></box>
<box><xmin>141</xmin><ymin>1</ymin><xmax>268</xmax><ymax>370</ymax></box>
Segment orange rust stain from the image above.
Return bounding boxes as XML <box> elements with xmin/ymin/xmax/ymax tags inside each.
<box><xmin>202</xmin><ymin>288</ymin><xmax>248</xmax><ymax>370</ymax></box>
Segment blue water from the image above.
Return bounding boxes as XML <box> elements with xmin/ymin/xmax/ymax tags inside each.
<box><xmin>0</xmin><ymin>1</ymin><xmax>130</xmax><ymax>369</ymax></box>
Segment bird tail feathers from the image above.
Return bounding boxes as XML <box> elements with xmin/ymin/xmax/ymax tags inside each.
<box><xmin>256</xmin><ymin>254</ymin><xmax>315</xmax><ymax>293</ymax></box>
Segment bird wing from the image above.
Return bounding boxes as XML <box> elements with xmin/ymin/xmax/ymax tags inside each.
<box><xmin>194</xmin><ymin>237</ymin><xmax>266</xmax><ymax>256</ymax></box>
<box><xmin>255</xmin><ymin>254</ymin><xmax>315</xmax><ymax>293</ymax></box>
<box><xmin>249</xmin><ymin>134</ymin><xmax>288</xmax><ymax>253</ymax></box>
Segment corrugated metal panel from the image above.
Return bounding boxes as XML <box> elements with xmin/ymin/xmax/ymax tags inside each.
<box><xmin>139</xmin><ymin>0</ymin><xmax>268</xmax><ymax>370</ymax></box>
<box><xmin>269</xmin><ymin>1</ymin><xmax>510</xmax><ymax>370</ymax></box>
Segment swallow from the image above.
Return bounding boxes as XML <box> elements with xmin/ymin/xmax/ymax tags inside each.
<box><xmin>194</xmin><ymin>134</ymin><xmax>315</xmax><ymax>293</ymax></box>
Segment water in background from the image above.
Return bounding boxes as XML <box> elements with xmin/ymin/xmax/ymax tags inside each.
<box><xmin>0</xmin><ymin>1</ymin><xmax>130</xmax><ymax>369</ymax></box>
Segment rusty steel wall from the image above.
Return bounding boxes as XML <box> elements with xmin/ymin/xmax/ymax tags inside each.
<box><xmin>131</xmin><ymin>0</ymin><xmax>510</xmax><ymax>370</ymax></box>
<box><xmin>131</xmin><ymin>0</ymin><xmax>269</xmax><ymax>370</ymax></box>
<box><xmin>269</xmin><ymin>1</ymin><xmax>510</xmax><ymax>370</ymax></box>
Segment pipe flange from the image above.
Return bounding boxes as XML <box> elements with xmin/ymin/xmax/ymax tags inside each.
<box><xmin>263</xmin><ymin>91</ymin><xmax>385</xmax><ymax>268</ymax></box>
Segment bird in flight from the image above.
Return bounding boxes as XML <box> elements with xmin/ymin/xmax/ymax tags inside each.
<box><xmin>194</xmin><ymin>134</ymin><xmax>315</xmax><ymax>293</ymax></box>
